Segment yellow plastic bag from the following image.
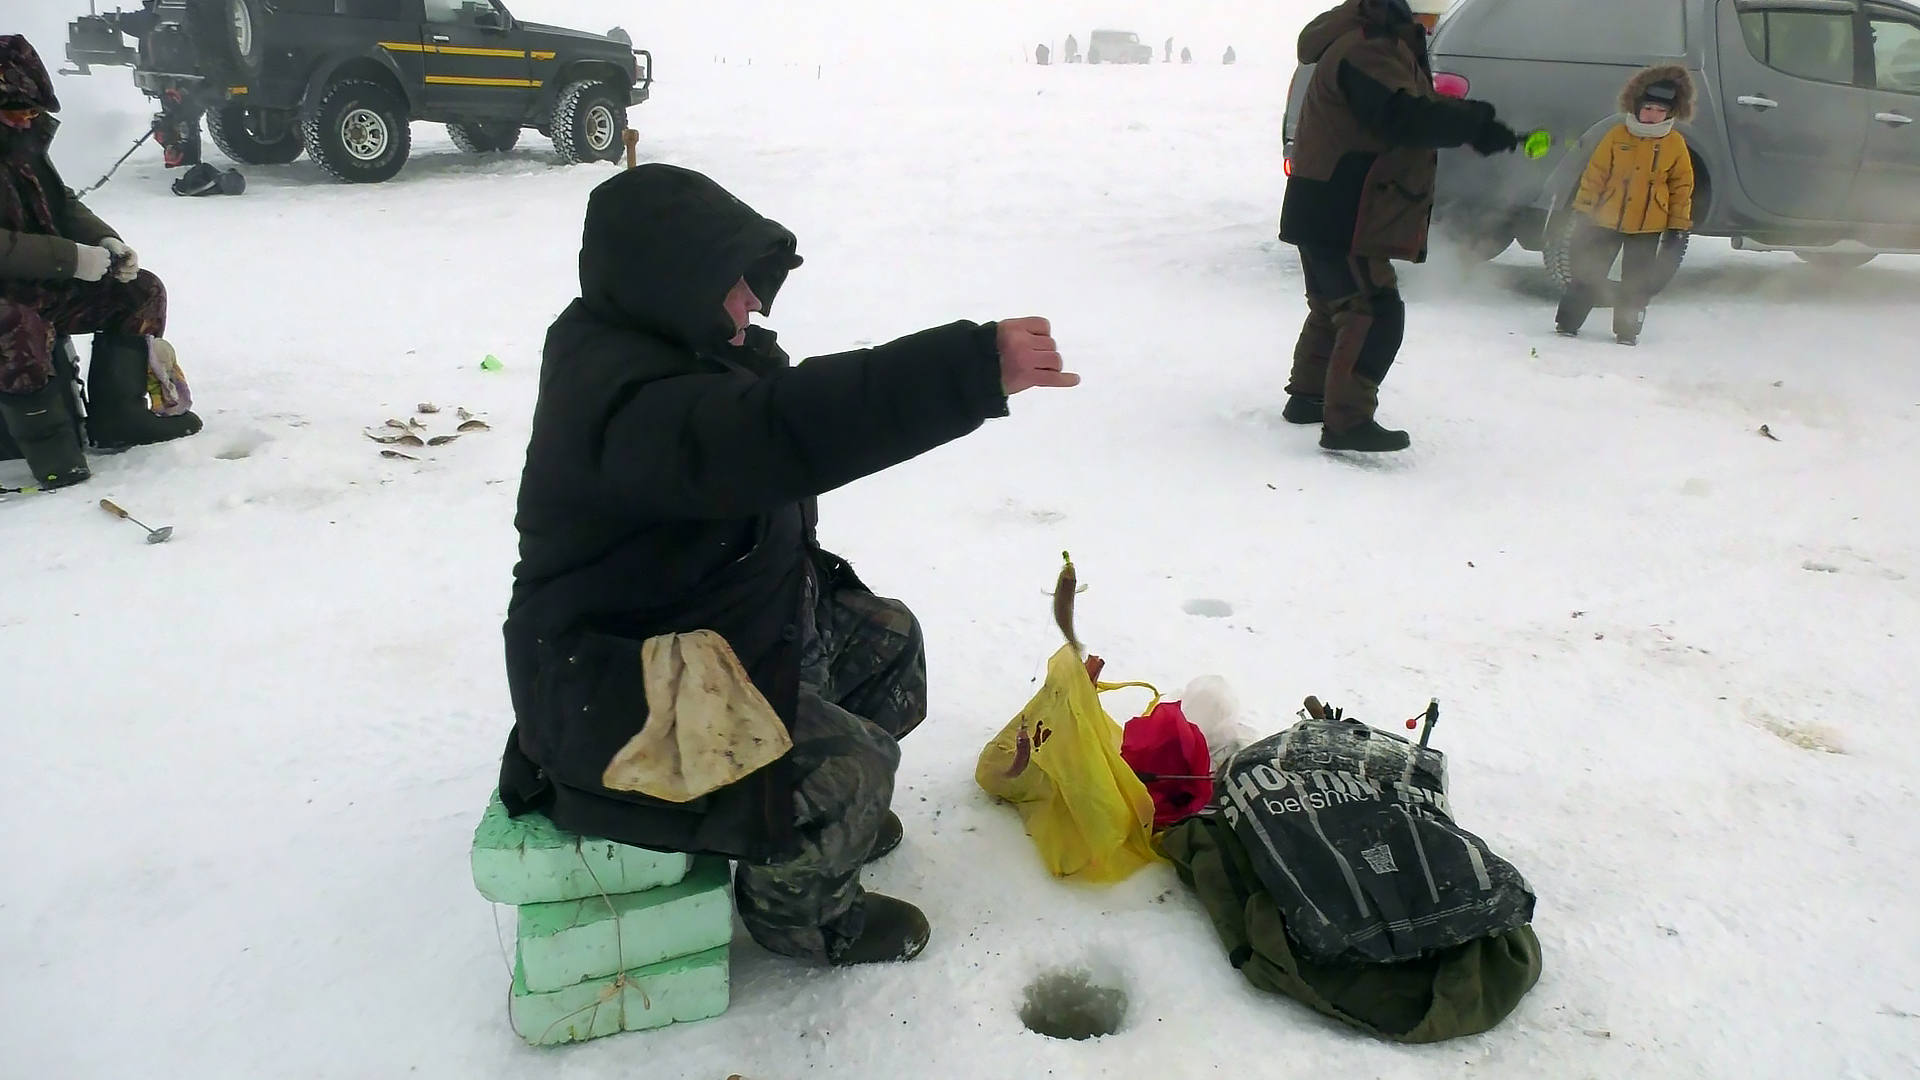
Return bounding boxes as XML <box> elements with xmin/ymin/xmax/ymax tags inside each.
<box><xmin>976</xmin><ymin>644</ymin><xmax>1160</xmax><ymax>882</ymax></box>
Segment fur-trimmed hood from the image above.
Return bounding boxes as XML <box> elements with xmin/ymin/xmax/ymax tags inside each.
<box><xmin>1619</xmin><ymin>64</ymin><xmax>1694</xmax><ymax>122</ymax></box>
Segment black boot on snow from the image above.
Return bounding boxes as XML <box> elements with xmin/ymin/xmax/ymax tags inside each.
<box><xmin>865</xmin><ymin>810</ymin><xmax>904</xmax><ymax>864</ymax></box>
<box><xmin>0</xmin><ymin>383</ymin><xmax>91</xmax><ymax>489</ymax></box>
<box><xmin>86</xmin><ymin>334</ymin><xmax>201</xmax><ymax>450</ymax></box>
<box><xmin>1321</xmin><ymin>420</ymin><xmax>1411</xmax><ymax>453</ymax></box>
<box><xmin>171</xmin><ymin>163</ymin><xmax>223</xmax><ymax>197</ymax></box>
<box><xmin>832</xmin><ymin>894</ymin><xmax>930</xmax><ymax>966</ymax></box>
<box><xmin>1281</xmin><ymin>394</ymin><xmax>1325</xmax><ymax>425</ymax></box>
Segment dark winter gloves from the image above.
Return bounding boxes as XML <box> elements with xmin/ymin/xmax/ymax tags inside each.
<box><xmin>1467</xmin><ymin>101</ymin><xmax>1521</xmax><ymax>156</ymax></box>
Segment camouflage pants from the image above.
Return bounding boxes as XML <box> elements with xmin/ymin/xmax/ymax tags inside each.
<box><xmin>0</xmin><ymin>271</ymin><xmax>167</xmax><ymax>395</ymax></box>
<box><xmin>734</xmin><ymin>573</ymin><xmax>927</xmax><ymax>963</ymax></box>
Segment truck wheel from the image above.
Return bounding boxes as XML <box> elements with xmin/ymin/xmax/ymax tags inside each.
<box><xmin>1795</xmin><ymin>251</ymin><xmax>1875</xmax><ymax>271</ymax></box>
<box><xmin>301</xmin><ymin>80</ymin><xmax>411</xmax><ymax>183</ymax></box>
<box><xmin>1544</xmin><ymin>209</ymin><xmax>1687</xmax><ymax>297</ymax></box>
<box><xmin>550</xmin><ymin>79</ymin><xmax>626</xmax><ymax>164</ymax></box>
<box><xmin>206</xmin><ymin>104</ymin><xmax>303</xmax><ymax>165</ymax></box>
<box><xmin>447</xmin><ymin>121</ymin><xmax>521</xmax><ymax>154</ymax></box>
<box><xmin>184</xmin><ymin>0</ymin><xmax>263</xmax><ymax>81</ymax></box>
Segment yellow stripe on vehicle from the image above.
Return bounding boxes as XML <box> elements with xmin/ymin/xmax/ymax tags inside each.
<box><xmin>378</xmin><ymin>41</ymin><xmax>532</xmax><ymax>59</ymax></box>
<box><xmin>422</xmin><ymin>75</ymin><xmax>543</xmax><ymax>88</ymax></box>
<box><xmin>227</xmin><ymin>86</ymin><xmax>248</xmax><ymax>94</ymax></box>
<box><xmin>531</xmin><ymin>51</ymin><xmax>556</xmax><ymax>61</ymax></box>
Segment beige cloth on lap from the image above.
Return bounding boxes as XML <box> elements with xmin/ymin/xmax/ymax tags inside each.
<box><xmin>601</xmin><ymin>630</ymin><xmax>793</xmax><ymax>802</ymax></box>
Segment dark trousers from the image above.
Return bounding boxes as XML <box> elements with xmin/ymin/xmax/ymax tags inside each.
<box><xmin>1286</xmin><ymin>247</ymin><xmax>1406</xmax><ymax>432</ymax></box>
<box><xmin>1556</xmin><ymin>223</ymin><xmax>1662</xmax><ymax>339</ymax></box>
<box><xmin>0</xmin><ymin>271</ymin><xmax>167</xmax><ymax>394</ymax></box>
<box><xmin>734</xmin><ymin>578</ymin><xmax>927</xmax><ymax>963</ymax></box>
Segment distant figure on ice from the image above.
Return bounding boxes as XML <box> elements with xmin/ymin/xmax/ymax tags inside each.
<box><xmin>1065</xmin><ymin>34</ymin><xmax>1080</xmax><ymax>63</ymax></box>
<box><xmin>499</xmin><ymin>165</ymin><xmax>1079</xmax><ymax>967</ymax></box>
<box><xmin>0</xmin><ymin>36</ymin><xmax>199</xmax><ymax>490</ymax></box>
<box><xmin>1036</xmin><ymin>43</ymin><xmax>1051</xmax><ymax>65</ymax></box>
<box><xmin>1165</xmin><ymin>37</ymin><xmax>1174</xmax><ymax>62</ymax></box>
<box><xmin>1279</xmin><ymin>0</ymin><xmax>1518</xmax><ymax>452</ymax></box>
<box><xmin>1555</xmin><ymin>66</ymin><xmax>1696</xmax><ymax>347</ymax></box>
<box><xmin>1223</xmin><ymin>45</ymin><xmax>1238</xmax><ymax>65</ymax></box>
<box><xmin>1180</xmin><ymin>47</ymin><xmax>1193</xmax><ymax>64</ymax></box>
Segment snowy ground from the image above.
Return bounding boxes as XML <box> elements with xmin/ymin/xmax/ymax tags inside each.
<box><xmin>6</xmin><ymin>16</ymin><xmax>1920</xmax><ymax>1080</ymax></box>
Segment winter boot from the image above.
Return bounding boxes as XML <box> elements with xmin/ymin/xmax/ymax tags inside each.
<box><xmin>1555</xmin><ymin>292</ymin><xmax>1593</xmax><ymax>337</ymax></box>
<box><xmin>1281</xmin><ymin>394</ymin><xmax>1324</xmax><ymax>425</ymax></box>
<box><xmin>832</xmin><ymin>894</ymin><xmax>930</xmax><ymax>965</ymax></box>
<box><xmin>0</xmin><ymin>383</ymin><xmax>91</xmax><ymax>489</ymax></box>
<box><xmin>1320</xmin><ymin>419</ymin><xmax>1411</xmax><ymax>453</ymax></box>
<box><xmin>86</xmin><ymin>334</ymin><xmax>201</xmax><ymax>450</ymax></box>
<box><xmin>866</xmin><ymin>810</ymin><xmax>904</xmax><ymax>864</ymax></box>
<box><xmin>1614</xmin><ymin>303</ymin><xmax>1646</xmax><ymax>347</ymax></box>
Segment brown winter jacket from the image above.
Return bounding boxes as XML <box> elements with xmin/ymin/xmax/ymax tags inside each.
<box><xmin>1572</xmin><ymin>66</ymin><xmax>1698</xmax><ymax>234</ymax></box>
<box><xmin>0</xmin><ymin>35</ymin><xmax>120</xmax><ymax>283</ymax></box>
<box><xmin>1279</xmin><ymin>0</ymin><xmax>1498</xmax><ymax>261</ymax></box>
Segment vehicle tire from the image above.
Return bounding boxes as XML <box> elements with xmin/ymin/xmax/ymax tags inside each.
<box><xmin>447</xmin><ymin>121</ymin><xmax>521</xmax><ymax>154</ymax></box>
<box><xmin>1544</xmin><ymin>210</ymin><xmax>1687</xmax><ymax>297</ymax></box>
<box><xmin>549</xmin><ymin>79</ymin><xmax>626</xmax><ymax>165</ymax></box>
<box><xmin>183</xmin><ymin>0</ymin><xmax>263</xmax><ymax>82</ymax></box>
<box><xmin>1795</xmin><ymin>251</ymin><xmax>1875</xmax><ymax>270</ymax></box>
<box><xmin>206</xmin><ymin>104</ymin><xmax>303</xmax><ymax>164</ymax></box>
<box><xmin>300</xmin><ymin>80</ymin><xmax>411</xmax><ymax>183</ymax></box>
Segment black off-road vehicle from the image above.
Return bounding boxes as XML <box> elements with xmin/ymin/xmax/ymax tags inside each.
<box><xmin>64</xmin><ymin>0</ymin><xmax>652</xmax><ymax>184</ymax></box>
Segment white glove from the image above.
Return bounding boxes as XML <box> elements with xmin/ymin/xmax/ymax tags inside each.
<box><xmin>100</xmin><ymin>237</ymin><xmax>140</xmax><ymax>283</ymax></box>
<box><xmin>71</xmin><ymin>243</ymin><xmax>112</xmax><ymax>282</ymax></box>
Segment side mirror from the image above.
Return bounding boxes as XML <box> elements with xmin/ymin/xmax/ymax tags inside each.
<box><xmin>474</xmin><ymin>9</ymin><xmax>505</xmax><ymax>29</ymax></box>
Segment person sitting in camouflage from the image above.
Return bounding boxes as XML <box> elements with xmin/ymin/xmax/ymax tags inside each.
<box><xmin>0</xmin><ymin>36</ymin><xmax>201</xmax><ymax>490</ymax></box>
<box><xmin>498</xmin><ymin>164</ymin><xmax>1079</xmax><ymax>965</ymax></box>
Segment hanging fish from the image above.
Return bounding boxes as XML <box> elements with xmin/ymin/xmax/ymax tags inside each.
<box><xmin>1053</xmin><ymin>551</ymin><xmax>1081</xmax><ymax>654</ymax></box>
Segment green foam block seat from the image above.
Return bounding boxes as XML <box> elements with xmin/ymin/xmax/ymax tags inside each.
<box><xmin>471</xmin><ymin>792</ymin><xmax>692</xmax><ymax>905</ymax></box>
<box><xmin>516</xmin><ymin>856</ymin><xmax>734</xmax><ymax>993</ymax></box>
<box><xmin>510</xmin><ymin>945</ymin><xmax>730</xmax><ymax>1046</ymax></box>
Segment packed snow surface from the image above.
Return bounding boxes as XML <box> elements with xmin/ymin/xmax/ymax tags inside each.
<box><xmin>4</xmin><ymin>2</ymin><xmax>1918</xmax><ymax>1077</ymax></box>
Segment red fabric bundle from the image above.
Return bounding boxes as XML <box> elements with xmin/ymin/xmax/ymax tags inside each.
<box><xmin>1120</xmin><ymin>701</ymin><xmax>1213</xmax><ymax>831</ymax></box>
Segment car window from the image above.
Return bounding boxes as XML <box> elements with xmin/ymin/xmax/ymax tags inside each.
<box><xmin>1869</xmin><ymin>9</ymin><xmax>1920</xmax><ymax>92</ymax></box>
<box><xmin>424</xmin><ymin>0</ymin><xmax>499</xmax><ymax>25</ymax></box>
<box><xmin>1739</xmin><ymin>9</ymin><xmax>1857</xmax><ymax>85</ymax></box>
<box><xmin>1447</xmin><ymin>0</ymin><xmax>1685</xmax><ymax>59</ymax></box>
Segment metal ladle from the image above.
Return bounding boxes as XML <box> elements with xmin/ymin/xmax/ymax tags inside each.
<box><xmin>99</xmin><ymin>498</ymin><xmax>173</xmax><ymax>544</ymax></box>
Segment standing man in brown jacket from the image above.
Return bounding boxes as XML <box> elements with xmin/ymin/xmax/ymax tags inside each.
<box><xmin>1279</xmin><ymin>0</ymin><xmax>1519</xmax><ymax>452</ymax></box>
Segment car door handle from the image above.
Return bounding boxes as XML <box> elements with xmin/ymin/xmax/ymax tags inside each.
<box><xmin>431</xmin><ymin>34</ymin><xmax>451</xmax><ymax>42</ymax></box>
<box><xmin>1737</xmin><ymin>95</ymin><xmax>1780</xmax><ymax>110</ymax></box>
<box><xmin>1875</xmin><ymin>111</ymin><xmax>1915</xmax><ymax>126</ymax></box>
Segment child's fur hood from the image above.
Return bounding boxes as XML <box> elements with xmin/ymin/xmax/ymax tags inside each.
<box><xmin>1619</xmin><ymin>64</ymin><xmax>1695</xmax><ymax>122</ymax></box>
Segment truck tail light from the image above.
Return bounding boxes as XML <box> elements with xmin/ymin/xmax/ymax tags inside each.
<box><xmin>1433</xmin><ymin>72</ymin><xmax>1470</xmax><ymax>98</ymax></box>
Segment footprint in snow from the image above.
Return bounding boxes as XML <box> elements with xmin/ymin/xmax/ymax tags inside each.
<box><xmin>1182</xmin><ymin>598</ymin><xmax>1233</xmax><ymax>618</ymax></box>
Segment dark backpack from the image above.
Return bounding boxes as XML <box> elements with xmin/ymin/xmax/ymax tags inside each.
<box><xmin>1162</xmin><ymin>814</ymin><xmax>1542</xmax><ymax>1042</ymax></box>
<box><xmin>1217</xmin><ymin>718</ymin><xmax>1535</xmax><ymax>965</ymax></box>
<box><xmin>1159</xmin><ymin>716</ymin><xmax>1542</xmax><ymax>1041</ymax></box>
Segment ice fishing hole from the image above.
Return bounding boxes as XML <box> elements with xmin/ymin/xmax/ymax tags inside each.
<box><xmin>1019</xmin><ymin>969</ymin><xmax>1127</xmax><ymax>1041</ymax></box>
<box><xmin>1182</xmin><ymin>598</ymin><xmax>1233</xmax><ymax>618</ymax></box>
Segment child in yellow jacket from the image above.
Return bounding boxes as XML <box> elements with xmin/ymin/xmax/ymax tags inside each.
<box><xmin>1555</xmin><ymin>65</ymin><xmax>1696</xmax><ymax>346</ymax></box>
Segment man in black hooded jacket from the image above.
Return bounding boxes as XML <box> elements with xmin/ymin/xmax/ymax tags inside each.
<box><xmin>500</xmin><ymin>164</ymin><xmax>1077</xmax><ymax>965</ymax></box>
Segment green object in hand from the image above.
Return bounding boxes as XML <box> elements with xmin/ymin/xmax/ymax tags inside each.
<box><xmin>1523</xmin><ymin>129</ymin><xmax>1552</xmax><ymax>159</ymax></box>
<box><xmin>481</xmin><ymin>354</ymin><xmax>503</xmax><ymax>371</ymax></box>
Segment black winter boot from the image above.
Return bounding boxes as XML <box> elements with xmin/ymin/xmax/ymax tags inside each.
<box><xmin>0</xmin><ymin>383</ymin><xmax>91</xmax><ymax>489</ymax></box>
<box><xmin>865</xmin><ymin>810</ymin><xmax>904</xmax><ymax>864</ymax></box>
<box><xmin>832</xmin><ymin>894</ymin><xmax>930</xmax><ymax>965</ymax></box>
<box><xmin>1281</xmin><ymin>394</ymin><xmax>1324</xmax><ymax>425</ymax></box>
<box><xmin>1320</xmin><ymin>419</ymin><xmax>1411</xmax><ymax>453</ymax></box>
<box><xmin>87</xmin><ymin>334</ymin><xmax>201</xmax><ymax>450</ymax></box>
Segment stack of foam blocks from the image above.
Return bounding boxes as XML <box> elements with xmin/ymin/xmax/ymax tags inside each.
<box><xmin>471</xmin><ymin>793</ymin><xmax>734</xmax><ymax>1046</ymax></box>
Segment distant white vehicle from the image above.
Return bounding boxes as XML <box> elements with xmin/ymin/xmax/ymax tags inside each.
<box><xmin>1088</xmin><ymin>30</ymin><xmax>1154</xmax><ymax>65</ymax></box>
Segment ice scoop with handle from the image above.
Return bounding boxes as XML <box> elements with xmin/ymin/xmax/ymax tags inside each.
<box><xmin>99</xmin><ymin>498</ymin><xmax>172</xmax><ymax>544</ymax></box>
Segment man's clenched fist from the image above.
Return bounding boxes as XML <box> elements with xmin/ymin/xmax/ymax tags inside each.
<box><xmin>997</xmin><ymin>317</ymin><xmax>1080</xmax><ymax>396</ymax></box>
